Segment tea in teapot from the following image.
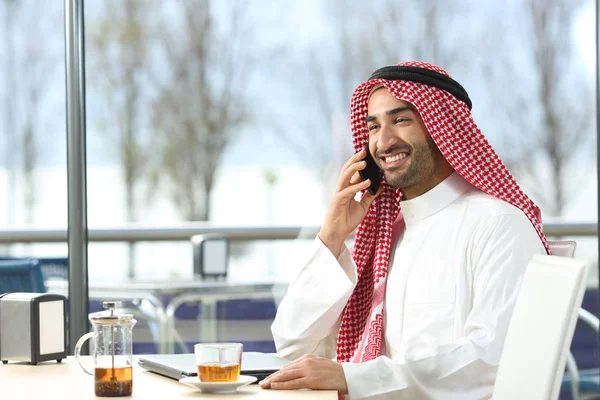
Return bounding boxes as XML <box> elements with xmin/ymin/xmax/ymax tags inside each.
<box><xmin>74</xmin><ymin>301</ymin><xmax>136</xmax><ymax>397</ymax></box>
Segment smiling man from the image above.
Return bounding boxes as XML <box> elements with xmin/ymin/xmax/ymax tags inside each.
<box><xmin>262</xmin><ymin>61</ymin><xmax>549</xmax><ymax>399</ymax></box>
<box><xmin>365</xmin><ymin>92</ymin><xmax>452</xmax><ymax>199</ymax></box>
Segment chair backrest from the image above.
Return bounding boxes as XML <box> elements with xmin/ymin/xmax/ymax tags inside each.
<box><xmin>37</xmin><ymin>257</ymin><xmax>69</xmax><ymax>281</ymax></box>
<box><xmin>493</xmin><ymin>254</ymin><xmax>588</xmax><ymax>400</ymax></box>
<box><xmin>0</xmin><ymin>259</ymin><xmax>47</xmax><ymax>294</ymax></box>
<box><xmin>0</xmin><ymin>256</ymin><xmax>68</xmax><ymax>281</ymax></box>
<box><xmin>548</xmin><ymin>240</ymin><xmax>577</xmax><ymax>258</ymax></box>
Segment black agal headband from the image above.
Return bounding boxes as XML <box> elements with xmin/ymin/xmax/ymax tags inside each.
<box><xmin>369</xmin><ymin>65</ymin><xmax>472</xmax><ymax>110</ymax></box>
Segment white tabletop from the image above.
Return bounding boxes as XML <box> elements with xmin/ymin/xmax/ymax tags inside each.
<box><xmin>0</xmin><ymin>356</ymin><xmax>336</xmax><ymax>399</ymax></box>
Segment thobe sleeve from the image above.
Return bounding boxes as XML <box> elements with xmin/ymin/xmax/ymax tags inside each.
<box><xmin>271</xmin><ymin>236</ymin><xmax>357</xmax><ymax>361</ymax></box>
<box><xmin>342</xmin><ymin>214</ymin><xmax>546</xmax><ymax>399</ymax></box>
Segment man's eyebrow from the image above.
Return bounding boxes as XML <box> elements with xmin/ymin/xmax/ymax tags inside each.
<box><xmin>366</xmin><ymin>106</ymin><xmax>414</xmax><ymax>123</ymax></box>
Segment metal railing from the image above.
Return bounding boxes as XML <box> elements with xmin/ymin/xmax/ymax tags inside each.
<box><xmin>0</xmin><ymin>222</ymin><xmax>595</xmax><ymax>243</ymax></box>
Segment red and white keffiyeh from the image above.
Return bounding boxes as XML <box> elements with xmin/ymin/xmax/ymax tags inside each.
<box><xmin>335</xmin><ymin>61</ymin><xmax>550</xmax><ymax>364</ymax></box>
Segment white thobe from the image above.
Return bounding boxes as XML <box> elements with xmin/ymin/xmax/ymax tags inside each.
<box><xmin>271</xmin><ymin>172</ymin><xmax>546</xmax><ymax>399</ymax></box>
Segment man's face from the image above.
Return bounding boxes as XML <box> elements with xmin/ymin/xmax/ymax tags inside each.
<box><xmin>366</xmin><ymin>87</ymin><xmax>453</xmax><ymax>199</ymax></box>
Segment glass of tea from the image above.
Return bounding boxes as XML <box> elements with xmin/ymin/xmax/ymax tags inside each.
<box><xmin>195</xmin><ymin>343</ymin><xmax>243</xmax><ymax>382</ymax></box>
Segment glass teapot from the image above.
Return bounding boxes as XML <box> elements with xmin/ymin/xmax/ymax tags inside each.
<box><xmin>75</xmin><ymin>301</ymin><xmax>137</xmax><ymax>397</ymax></box>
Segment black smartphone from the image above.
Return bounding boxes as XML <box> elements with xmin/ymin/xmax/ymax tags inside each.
<box><xmin>358</xmin><ymin>146</ymin><xmax>382</xmax><ymax>195</ymax></box>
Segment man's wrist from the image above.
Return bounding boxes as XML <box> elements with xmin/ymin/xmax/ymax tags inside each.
<box><xmin>318</xmin><ymin>230</ymin><xmax>345</xmax><ymax>258</ymax></box>
<box><xmin>336</xmin><ymin>361</ymin><xmax>349</xmax><ymax>395</ymax></box>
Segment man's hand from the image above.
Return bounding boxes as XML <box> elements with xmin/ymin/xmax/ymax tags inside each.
<box><xmin>319</xmin><ymin>149</ymin><xmax>384</xmax><ymax>257</ymax></box>
<box><xmin>259</xmin><ymin>354</ymin><xmax>348</xmax><ymax>394</ymax></box>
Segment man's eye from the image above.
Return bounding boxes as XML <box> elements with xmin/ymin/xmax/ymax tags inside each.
<box><xmin>395</xmin><ymin>118</ymin><xmax>409</xmax><ymax>123</ymax></box>
<box><xmin>367</xmin><ymin>124</ymin><xmax>379</xmax><ymax>131</ymax></box>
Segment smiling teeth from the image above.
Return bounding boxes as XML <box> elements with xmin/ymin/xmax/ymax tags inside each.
<box><xmin>385</xmin><ymin>153</ymin><xmax>408</xmax><ymax>163</ymax></box>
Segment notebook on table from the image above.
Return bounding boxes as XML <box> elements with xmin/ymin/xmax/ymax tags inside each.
<box><xmin>138</xmin><ymin>352</ymin><xmax>290</xmax><ymax>382</ymax></box>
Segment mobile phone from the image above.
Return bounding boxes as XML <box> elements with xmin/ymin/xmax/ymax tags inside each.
<box><xmin>358</xmin><ymin>146</ymin><xmax>382</xmax><ymax>195</ymax></box>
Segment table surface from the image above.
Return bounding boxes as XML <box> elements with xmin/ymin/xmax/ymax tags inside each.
<box><xmin>0</xmin><ymin>356</ymin><xmax>336</xmax><ymax>399</ymax></box>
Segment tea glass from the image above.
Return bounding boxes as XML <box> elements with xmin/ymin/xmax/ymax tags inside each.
<box><xmin>195</xmin><ymin>343</ymin><xmax>243</xmax><ymax>382</ymax></box>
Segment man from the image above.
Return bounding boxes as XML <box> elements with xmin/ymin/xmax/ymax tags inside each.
<box><xmin>260</xmin><ymin>61</ymin><xmax>548</xmax><ymax>399</ymax></box>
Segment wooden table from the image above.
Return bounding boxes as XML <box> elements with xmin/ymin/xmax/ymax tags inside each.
<box><xmin>0</xmin><ymin>356</ymin><xmax>336</xmax><ymax>399</ymax></box>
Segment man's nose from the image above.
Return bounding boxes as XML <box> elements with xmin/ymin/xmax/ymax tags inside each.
<box><xmin>376</xmin><ymin>124</ymin><xmax>398</xmax><ymax>152</ymax></box>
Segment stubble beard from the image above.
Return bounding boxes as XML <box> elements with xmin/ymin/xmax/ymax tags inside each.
<box><xmin>382</xmin><ymin>139</ymin><xmax>439</xmax><ymax>190</ymax></box>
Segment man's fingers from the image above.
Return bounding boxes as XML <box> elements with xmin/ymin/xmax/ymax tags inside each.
<box><xmin>270</xmin><ymin>378</ymin><xmax>310</xmax><ymax>390</ymax></box>
<box><xmin>261</xmin><ymin>355</ymin><xmax>311</xmax><ymax>383</ymax></box>
<box><xmin>260</xmin><ymin>364</ymin><xmax>306</xmax><ymax>389</ymax></box>
<box><xmin>337</xmin><ymin>179</ymin><xmax>371</xmax><ymax>201</ymax></box>
<box><xmin>336</xmin><ymin>160</ymin><xmax>366</xmax><ymax>192</ymax></box>
<box><xmin>262</xmin><ymin>363</ymin><xmax>301</xmax><ymax>382</ymax></box>
<box><xmin>341</xmin><ymin>148</ymin><xmax>366</xmax><ymax>173</ymax></box>
<box><xmin>336</xmin><ymin>149</ymin><xmax>369</xmax><ymax>192</ymax></box>
<box><xmin>261</xmin><ymin>357</ymin><xmax>347</xmax><ymax>393</ymax></box>
<box><xmin>359</xmin><ymin>183</ymin><xmax>384</xmax><ymax>209</ymax></box>
<box><xmin>263</xmin><ymin>368</ymin><xmax>305</xmax><ymax>385</ymax></box>
<box><xmin>349</xmin><ymin>171</ymin><xmax>362</xmax><ymax>185</ymax></box>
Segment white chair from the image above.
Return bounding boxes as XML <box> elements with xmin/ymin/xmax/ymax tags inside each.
<box><xmin>493</xmin><ymin>254</ymin><xmax>589</xmax><ymax>400</ymax></box>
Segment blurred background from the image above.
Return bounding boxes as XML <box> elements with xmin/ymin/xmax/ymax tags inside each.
<box><xmin>0</xmin><ymin>0</ymin><xmax>597</xmax><ymax>398</ymax></box>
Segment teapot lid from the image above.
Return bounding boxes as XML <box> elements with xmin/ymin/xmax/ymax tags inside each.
<box><xmin>89</xmin><ymin>301</ymin><xmax>135</xmax><ymax>325</ymax></box>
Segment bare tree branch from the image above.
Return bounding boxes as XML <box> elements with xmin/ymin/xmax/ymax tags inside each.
<box><xmin>2</xmin><ymin>0</ymin><xmax>19</xmax><ymax>225</ymax></box>
<box><xmin>488</xmin><ymin>0</ymin><xmax>592</xmax><ymax>216</ymax></box>
<box><xmin>152</xmin><ymin>0</ymin><xmax>257</xmax><ymax>221</ymax></box>
<box><xmin>88</xmin><ymin>0</ymin><xmax>155</xmax><ymax>225</ymax></box>
<box><xmin>1</xmin><ymin>0</ymin><xmax>60</xmax><ymax>224</ymax></box>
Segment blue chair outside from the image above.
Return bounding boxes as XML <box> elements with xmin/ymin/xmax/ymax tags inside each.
<box><xmin>562</xmin><ymin>369</ymin><xmax>600</xmax><ymax>400</ymax></box>
<box><xmin>37</xmin><ymin>257</ymin><xmax>69</xmax><ymax>281</ymax></box>
<box><xmin>216</xmin><ymin>298</ymin><xmax>278</xmax><ymax>321</ymax></box>
<box><xmin>0</xmin><ymin>259</ymin><xmax>46</xmax><ymax>293</ymax></box>
<box><xmin>560</xmin><ymin>289</ymin><xmax>600</xmax><ymax>399</ymax></box>
<box><xmin>0</xmin><ymin>256</ymin><xmax>68</xmax><ymax>282</ymax></box>
<box><xmin>575</xmin><ymin>368</ymin><xmax>600</xmax><ymax>393</ymax></box>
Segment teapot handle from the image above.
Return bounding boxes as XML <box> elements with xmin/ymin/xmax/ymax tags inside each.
<box><xmin>74</xmin><ymin>332</ymin><xmax>95</xmax><ymax>376</ymax></box>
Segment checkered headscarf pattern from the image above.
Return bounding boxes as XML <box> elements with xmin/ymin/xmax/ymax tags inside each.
<box><xmin>335</xmin><ymin>61</ymin><xmax>549</xmax><ymax>363</ymax></box>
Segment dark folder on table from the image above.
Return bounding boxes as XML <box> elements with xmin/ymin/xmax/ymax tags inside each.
<box><xmin>138</xmin><ymin>352</ymin><xmax>290</xmax><ymax>381</ymax></box>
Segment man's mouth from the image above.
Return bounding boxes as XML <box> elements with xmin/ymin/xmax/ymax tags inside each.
<box><xmin>383</xmin><ymin>153</ymin><xmax>408</xmax><ymax>163</ymax></box>
<box><xmin>380</xmin><ymin>151</ymin><xmax>410</xmax><ymax>168</ymax></box>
